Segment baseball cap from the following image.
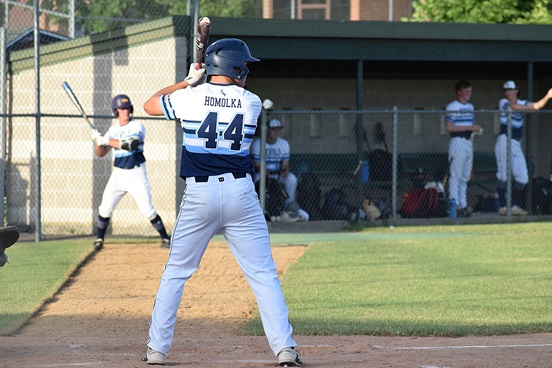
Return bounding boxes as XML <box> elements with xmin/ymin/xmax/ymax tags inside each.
<box><xmin>503</xmin><ymin>80</ymin><xmax>517</xmax><ymax>90</ymax></box>
<box><xmin>268</xmin><ymin>119</ymin><xmax>283</xmax><ymax>129</ymax></box>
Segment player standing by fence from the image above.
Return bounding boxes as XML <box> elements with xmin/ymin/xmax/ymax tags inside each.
<box><xmin>141</xmin><ymin>38</ymin><xmax>302</xmax><ymax>366</ymax></box>
<box><xmin>445</xmin><ymin>80</ymin><xmax>482</xmax><ymax>218</ymax></box>
<box><xmin>91</xmin><ymin>95</ymin><xmax>171</xmax><ymax>250</ymax></box>
<box><xmin>495</xmin><ymin>80</ymin><xmax>552</xmax><ymax>216</ymax></box>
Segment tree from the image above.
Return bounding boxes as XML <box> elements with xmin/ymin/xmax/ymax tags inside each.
<box><xmin>408</xmin><ymin>0</ymin><xmax>552</xmax><ymax>24</ymax></box>
<box><xmin>38</xmin><ymin>0</ymin><xmax>260</xmax><ymax>37</ymax></box>
<box><xmin>200</xmin><ymin>0</ymin><xmax>261</xmax><ymax>18</ymax></box>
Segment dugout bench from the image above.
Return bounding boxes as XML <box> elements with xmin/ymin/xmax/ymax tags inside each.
<box><xmin>290</xmin><ymin>153</ymin><xmax>393</xmax><ymax>189</ymax></box>
<box><xmin>398</xmin><ymin>151</ymin><xmax>497</xmax><ymax>191</ymax></box>
<box><xmin>290</xmin><ymin>151</ymin><xmax>497</xmax><ymax>191</ymax></box>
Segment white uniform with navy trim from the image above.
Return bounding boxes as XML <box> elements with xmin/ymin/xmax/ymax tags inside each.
<box><xmin>445</xmin><ymin>100</ymin><xmax>475</xmax><ymax>209</ymax></box>
<box><xmin>98</xmin><ymin>119</ymin><xmax>157</xmax><ymax>219</ymax></box>
<box><xmin>495</xmin><ymin>98</ymin><xmax>529</xmax><ymax>185</ymax></box>
<box><xmin>250</xmin><ymin>136</ymin><xmax>298</xmax><ymax>204</ymax></box>
<box><xmin>147</xmin><ymin>82</ymin><xmax>297</xmax><ymax>357</ymax></box>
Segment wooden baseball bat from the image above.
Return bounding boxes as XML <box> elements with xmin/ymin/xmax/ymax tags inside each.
<box><xmin>196</xmin><ymin>16</ymin><xmax>211</xmax><ymax>70</ymax></box>
<box><xmin>61</xmin><ymin>81</ymin><xmax>95</xmax><ymax>130</ymax></box>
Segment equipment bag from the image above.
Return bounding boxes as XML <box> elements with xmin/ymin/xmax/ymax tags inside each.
<box><xmin>368</xmin><ymin>149</ymin><xmax>393</xmax><ymax>182</ymax></box>
<box><xmin>256</xmin><ymin>178</ymin><xmax>288</xmax><ymax>218</ymax></box>
<box><xmin>400</xmin><ymin>187</ymin><xmax>447</xmax><ymax>218</ymax></box>
<box><xmin>296</xmin><ymin>172</ymin><xmax>322</xmax><ymax>221</ymax></box>
<box><xmin>321</xmin><ymin>188</ymin><xmax>356</xmax><ymax>220</ymax></box>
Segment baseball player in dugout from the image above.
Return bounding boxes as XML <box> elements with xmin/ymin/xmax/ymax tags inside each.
<box><xmin>141</xmin><ymin>38</ymin><xmax>302</xmax><ymax>366</ymax></box>
<box><xmin>90</xmin><ymin>95</ymin><xmax>171</xmax><ymax>251</ymax></box>
<box><xmin>445</xmin><ymin>80</ymin><xmax>483</xmax><ymax>218</ymax></box>
<box><xmin>496</xmin><ymin>80</ymin><xmax>552</xmax><ymax>216</ymax></box>
<box><xmin>251</xmin><ymin>118</ymin><xmax>298</xmax><ymax>205</ymax></box>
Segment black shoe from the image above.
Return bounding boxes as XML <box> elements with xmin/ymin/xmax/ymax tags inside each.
<box><xmin>93</xmin><ymin>238</ymin><xmax>104</xmax><ymax>251</ymax></box>
<box><xmin>458</xmin><ymin>208</ymin><xmax>472</xmax><ymax>218</ymax></box>
<box><xmin>160</xmin><ymin>238</ymin><xmax>170</xmax><ymax>249</ymax></box>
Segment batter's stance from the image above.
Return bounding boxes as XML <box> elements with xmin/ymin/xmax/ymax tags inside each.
<box><xmin>496</xmin><ymin>81</ymin><xmax>552</xmax><ymax>215</ymax></box>
<box><xmin>141</xmin><ymin>38</ymin><xmax>301</xmax><ymax>366</ymax></box>
<box><xmin>445</xmin><ymin>80</ymin><xmax>482</xmax><ymax>218</ymax></box>
<box><xmin>91</xmin><ymin>95</ymin><xmax>171</xmax><ymax>250</ymax></box>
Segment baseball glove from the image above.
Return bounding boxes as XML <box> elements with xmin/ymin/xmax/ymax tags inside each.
<box><xmin>362</xmin><ymin>200</ymin><xmax>382</xmax><ymax>221</ymax></box>
<box><xmin>0</xmin><ymin>226</ymin><xmax>20</xmax><ymax>267</ymax></box>
<box><xmin>0</xmin><ymin>226</ymin><xmax>20</xmax><ymax>252</ymax></box>
<box><xmin>120</xmin><ymin>137</ymin><xmax>141</xmax><ymax>151</ymax></box>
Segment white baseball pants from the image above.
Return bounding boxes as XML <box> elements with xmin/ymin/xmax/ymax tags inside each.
<box><xmin>147</xmin><ymin>173</ymin><xmax>296</xmax><ymax>356</ymax></box>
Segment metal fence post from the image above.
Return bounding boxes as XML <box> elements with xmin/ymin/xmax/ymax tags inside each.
<box><xmin>34</xmin><ymin>0</ymin><xmax>42</xmax><ymax>241</ymax></box>
<box><xmin>259</xmin><ymin>104</ymin><xmax>269</xmax><ymax>213</ymax></box>
<box><xmin>392</xmin><ymin>105</ymin><xmax>398</xmax><ymax>220</ymax></box>
<box><xmin>506</xmin><ymin>107</ymin><xmax>512</xmax><ymax>216</ymax></box>
<box><xmin>0</xmin><ymin>26</ymin><xmax>5</xmax><ymax>226</ymax></box>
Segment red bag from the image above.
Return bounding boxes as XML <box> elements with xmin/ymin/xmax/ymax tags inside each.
<box><xmin>400</xmin><ymin>187</ymin><xmax>446</xmax><ymax>218</ymax></box>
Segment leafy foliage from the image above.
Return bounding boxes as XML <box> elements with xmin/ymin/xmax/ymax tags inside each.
<box><xmin>408</xmin><ymin>0</ymin><xmax>552</xmax><ymax>24</ymax></box>
<box><xmin>200</xmin><ymin>0</ymin><xmax>261</xmax><ymax>18</ymax></box>
<box><xmin>30</xmin><ymin>0</ymin><xmax>259</xmax><ymax>36</ymax></box>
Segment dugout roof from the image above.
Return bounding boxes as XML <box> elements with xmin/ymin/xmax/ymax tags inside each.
<box><xmin>9</xmin><ymin>16</ymin><xmax>552</xmax><ymax>100</ymax></box>
<box><xmin>206</xmin><ymin>17</ymin><xmax>552</xmax><ymax>84</ymax></box>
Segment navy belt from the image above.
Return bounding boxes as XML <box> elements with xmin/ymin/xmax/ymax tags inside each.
<box><xmin>189</xmin><ymin>172</ymin><xmax>247</xmax><ymax>183</ymax></box>
<box><xmin>120</xmin><ymin>164</ymin><xmax>140</xmax><ymax>170</ymax></box>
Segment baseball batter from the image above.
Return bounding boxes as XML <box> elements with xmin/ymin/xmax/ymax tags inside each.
<box><xmin>141</xmin><ymin>38</ymin><xmax>301</xmax><ymax>367</ymax></box>
<box><xmin>445</xmin><ymin>80</ymin><xmax>482</xmax><ymax>218</ymax></box>
<box><xmin>91</xmin><ymin>95</ymin><xmax>171</xmax><ymax>250</ymax></box>
<box><xmin>495</xmin><ymin>80</ymin><xmax>552</xmax><ymax>216</ymax></box>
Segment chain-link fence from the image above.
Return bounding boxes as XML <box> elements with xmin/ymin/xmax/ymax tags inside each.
<box><xmin>4</xmin><ymin>106</ymin><xmax>552</xmax><ymax>238</ymax></box>
<box><xmin>258</xmin><ymin>109</ymin><xmax>552</xmax><ymax>223</ymax></box>
<box><xmin>2</xmin><ymin>1</ymin><xmax>552</xmax><ymax>239</ymax></box>
<box><xmin>2</xmin><ymin>0</ymin><xmax>411</xmax><ymax>45</ymax></box>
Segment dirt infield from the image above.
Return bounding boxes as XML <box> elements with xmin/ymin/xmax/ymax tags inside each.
<box><xmin>1</xmin><ymin>241</ymin><xmax>551</xmax><ymax>368</ymax></box>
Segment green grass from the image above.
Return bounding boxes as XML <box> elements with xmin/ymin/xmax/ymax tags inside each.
<box><xmin>244</xmin><ymin>223</ymin><xmax>552</xmax><ymax>337</ymax></box>
<box><xmin>3</xmin><ymin>223</ymin><xmax>552</xmax><ymax>338</ymax></box>
<box><xmin>0</xmin><ymin>239</ymin><xmax>93</xmax><ymax>335</ymax></box>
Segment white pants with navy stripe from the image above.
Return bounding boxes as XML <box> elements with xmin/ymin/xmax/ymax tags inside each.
<box><xmin>494</xmin><ymin>134</ymin><xmax>528</xmax><ymax>185</ymax></box>
<box><xmin>448</xmin><ymin>137</ymin><xmax>473</xmax><ymax>209</ymax></box>
<box><xmin>147</xmin><ymin>173</ymin><xmax>296</xmax><ymax>357</ymax></box>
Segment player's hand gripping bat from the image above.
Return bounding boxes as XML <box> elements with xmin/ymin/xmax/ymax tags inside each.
<box><xmin>196</xmin><ymin>16</ymin><xmax>211</xmax><ymax>69</ymax></box>
<box><xmin>61</xmin><ymin>81</ymin><xmax>95</xmax><ymax>130</ymax></box>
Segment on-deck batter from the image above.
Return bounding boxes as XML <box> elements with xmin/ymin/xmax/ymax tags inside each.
<box><xmin>91</xmin><ymin>95</ymin><xmax>171</xmax><ymax>250</ymax></box>
<box><xmin>495</xmin><ymin>80</ymin><xmax>552</xmax><ymax>216</ymax></box>
<box><xmin>141</xmin><ymin>38</ymin><xmax>302</xmax><ymax>367</ymax></box>
<box><xmin>445</xmin><ymin>80</ymin><xmax>482</xmax><ymax>218</ymax></box>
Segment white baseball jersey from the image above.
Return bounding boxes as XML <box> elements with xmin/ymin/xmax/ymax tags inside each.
<box><xmin>445</xmin><ymin>100</ymin><xmax>475</xmax><ymax>139</ymax></box>
<box><xmin>499</xmin><ymin>98</ymin><xmax>529</xmax><ymax>140</ymax></box>
<box><xmin>445</xmin><ymin>100</ymin><xmax>475</xmax><ymax>209</ymax></box>
<box><xmin>160</xmin><ymin>83</ymin><xmax>260</xmax><ymax>177</ymax></box>
<box><xmin>496</xmin><ymin>98</ymin><xmax>529</xmax><ymax>184</ymax></box>
<box><xmin>250</xmin><ymin>137</ymin><xmax>290</xmax><ymax>178</ymax></box>
<box><xmin>98</xmin><ymin>119</ymin><xmax>155</xmax><ymax>219</ymax></box>
<box><xmin>250</xmin><ymin>137</ymin><xmax>298</xmax><ymax>204</ymax></box>
<box><xmin>147</xmin><ymin>81</ymin><xmax>297</xmax><ymax>358</ymax></box>
<box><xmin>104</xmin><ymin>118</ymin><xmax>146</xmax><ymax>168</ymax></box>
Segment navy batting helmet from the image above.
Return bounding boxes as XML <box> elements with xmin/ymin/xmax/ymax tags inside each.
<box><xmin>112</xmin><ymin>94</ymin><xmax>133</xmax><ymax>116</ymax></box>
<box><xmin>204</xmin><ymin>38</ymin><xmax>259</xmax><ymax>80</ymax></box>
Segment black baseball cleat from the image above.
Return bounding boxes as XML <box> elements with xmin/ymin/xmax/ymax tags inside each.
<box><xmin>160</xmin><ymin>238</ymin><xmax>170</xmax><ymax>249</ymax></box>
<box><xmin>93</xmin><ymin>238</ymin><xmax>104</xmax><ymax>251</ymax></box>
<box><xmin>278</xmin><ymin>347</ymin><xmax>302</xmax><ymax>367</ymax></box>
